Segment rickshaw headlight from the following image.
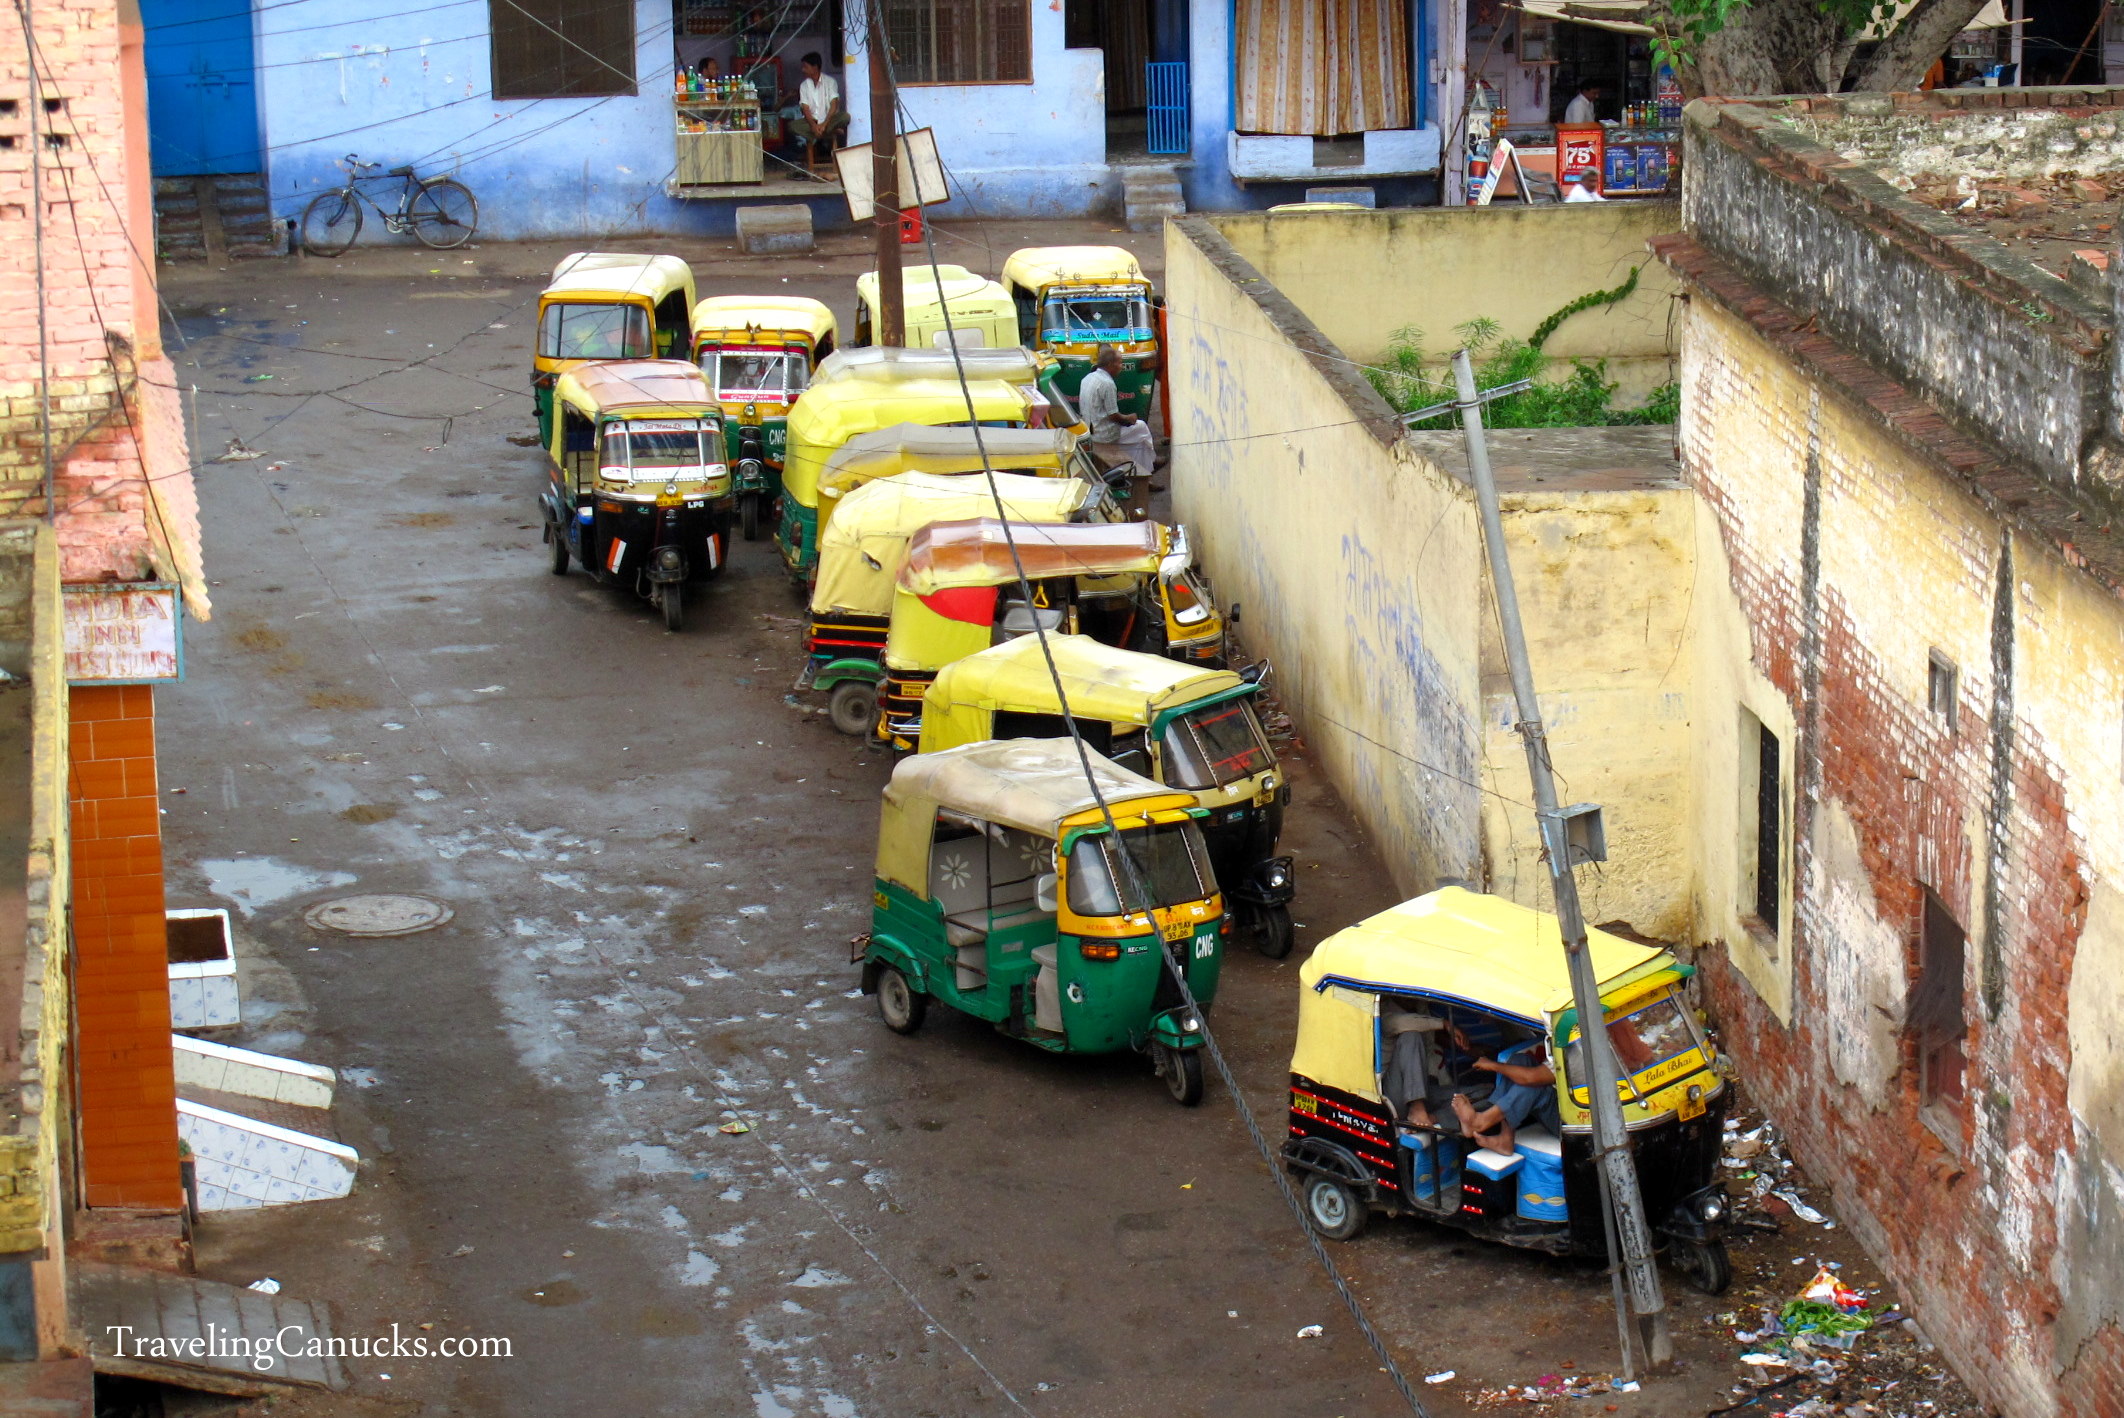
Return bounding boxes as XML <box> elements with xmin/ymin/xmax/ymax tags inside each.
<box><xmin>1265</xmin><ymin>862</ymin><xmax>1290</xmax><ymax>890</ymax></box>
<box><xmin>1183</xmin><ymin>1017</ymin><xmax>1199</xmax><ymax>1033</ymax></box>
<box><xmin>1698</xmin><ymin>1194</ymin><xmax>1725</xmax><ymax>1223</ymax></box>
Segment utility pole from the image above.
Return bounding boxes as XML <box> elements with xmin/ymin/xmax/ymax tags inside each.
<box><xmin>865</xmin><ymin>0</ymin><xmax>904</xmax><ymax>347</ymax></box>
<box><xmin>1448</xmin><ymin>348</ymin><xmax>1672</xmax><ymax>1368</ymax></box>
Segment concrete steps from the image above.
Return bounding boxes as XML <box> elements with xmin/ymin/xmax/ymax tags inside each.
<box><xmin>154</xmin><ymin>174</ymin><xmax>283</xmax><ymax>263</ymax></box>
<box><xmin>1122</xmin><ymin>164</ymin><xmax>1186</xmax><ymax>233</ymax></box>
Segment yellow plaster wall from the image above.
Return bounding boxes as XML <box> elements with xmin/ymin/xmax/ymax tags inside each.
<box><xmin>1206</xmin><ymin>203</ymin><xmax>1682</xmax><ymax>401</ymax></box>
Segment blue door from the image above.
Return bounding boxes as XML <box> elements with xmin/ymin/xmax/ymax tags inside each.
<box><xmin>143</xmin><ymin>0</ymin><xmax>260</xmax><ymax>175</ymax></box>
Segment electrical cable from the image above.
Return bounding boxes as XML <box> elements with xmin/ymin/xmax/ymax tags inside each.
<box><xmin>881</xmin><ymin>46</ymin><xmax>1435</xmax><ymax>1417</ymax></box>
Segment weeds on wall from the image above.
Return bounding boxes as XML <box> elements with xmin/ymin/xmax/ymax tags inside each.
<box><xmin>1365</xmin><ymin>268</ymin><xmax>1680</xmax><ymax>430</ymax></box>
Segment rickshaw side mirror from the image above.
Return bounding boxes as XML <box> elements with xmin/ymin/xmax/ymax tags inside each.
<box><xmin>1035</xmin><ymin>873</ymin><xmax>1059</xmax><ymax>914</ymax></box>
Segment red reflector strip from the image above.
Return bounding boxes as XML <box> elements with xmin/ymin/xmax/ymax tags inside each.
<box><xmin>606</xmin><ymin>538</ymin><xmax>626</xmax><ymax>573</ymax></box>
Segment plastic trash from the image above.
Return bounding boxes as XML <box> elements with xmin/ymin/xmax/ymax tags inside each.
<box><xmin>247</xmin><ymin>1278</ymin><xmax>281</xmax><ymax>1295</ymax></box>
<box><xmin>1297</xmin><ymin>1324</ymin><xmax>1324</xmax><ymax>1339</ymax></box>
<box><xmin>1774</xmin><ymin>1188</ymin><xmax>1828</xmax><ymax>1223</ymax></box>
<box><xmin>719</xmin><ymin>1120</ymin><xmax>752</xmax><ymax>1135</ymax></box>
<box><xmin>1425</xmin><ymin>1371</ymin><xmax>1456</xmax><ymax>1384</ymax></box>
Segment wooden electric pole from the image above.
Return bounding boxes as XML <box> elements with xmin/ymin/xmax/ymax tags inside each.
<box><xmin>866</xmin><ymin>0</ymin><xmax>904</xmax><ymax>347</ymax></box>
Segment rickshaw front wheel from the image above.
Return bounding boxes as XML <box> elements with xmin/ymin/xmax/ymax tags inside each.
<box><xmin>1251</xmin><ymin>903</ymin><xmax>1294</xmax><ymax>959</ymax></box>
<box><xmin>1671</xmin><ymin>1238</ymin><xmax>1732</xmax><ymax>1296</ymax></box>
<box><xmin>1303</xmin><ymin>1173</ymin><xmax>1368</xmax><ymax>1242</ymax></box>
<box><xmin>829</xmin><ymin>681</ymin><xmax>879</xmax><ymax>738</ymax></box>
<box><xmin>741</xmin><ymin>494</ymin><xmax>763</xmax><ymax>541</ymax></box>
<box><xmin>875</xmin><ymin>966</ymin><xmax>926</xmax><ymax>1035</ymax></box>
<box><xmin>548</xmin><ymin>523</ymin><xmax>569</xmax><ymax>576</ymax></box>
<box><xmin>659</xmin><ymin>583</ymin><xmax>685</xmax><ymax>633</ymax></box>
<box><xmin>1156</xmin><ymin>1044</ymin><xmax>1204</xmax><ymax>1106</ymax></box>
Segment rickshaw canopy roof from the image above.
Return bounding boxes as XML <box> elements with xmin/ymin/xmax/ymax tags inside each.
<box><xmin>787</xmin><ymin>376</ymin><xmax>1030</xmax><ymax>445</ymax></box>
<box><xmin>857</xmin><ymin>264</ymin><xmax>1011</xmax><ymax>315</ymax></box>
<box><xmin>1299</xmin><ymin>887</ymin><xmax>1680</xmax><ymax>1027</ymax></box>
<box><xmin>555</xmin><ymin>360</ymin><xmax>718</xmax><ymax>416</ymax></box>
<box><xmin>813</xmin><ymin>346</ymin><xmax>1042</xmax><ymax>387</ymax></box>
<box><xmin>900</xmin><ymin>519</ymin><xmax>1164</xmax><ymax>593</ymax></box>
<box><xmin>1001</xmin><ymin>246</ymin><xmax>1149</xmax><ymax>294</ymax></box>
<box><xmin>885</xmin><ymin>738</ymin><xmax>1177</xmax><ymax>841</ymax></box>
<box><xmin>818</xmin><ymin>424</ymin><xmax>1076</xmax><ymax>498</ymax></box>
<box><xmin>543</xmin><ymin>252</ymin><xmax>695</xmax><ymax>304</ymax></box>
<box><xmin>927</xmin><ymin>632</ymin><xmax>1241</xmax><ymax>729</ymax></box>
<box><xmin>811</xmin><ymin>473</ymin><xmax>1090</xmax><ymax>616</ymax></box>
<box><xmin>691</xmin><ymin>294</ymin><xmax>836</xmax><ymax>344</ymax></box>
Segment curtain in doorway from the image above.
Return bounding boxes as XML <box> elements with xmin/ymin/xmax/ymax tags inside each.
<box><xmin>1236</xmin><ymin>0</ymin><xmax>1411</xmax><ymax>134</ymax></box>
<box><xmin>1102</xmin><ymin>0</ymin><xmax>1151</xmax><ymax>111</ymax></box>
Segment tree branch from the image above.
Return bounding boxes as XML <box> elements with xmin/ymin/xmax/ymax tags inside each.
<box><xmin>1850</xmin><ymin>0</ymin><xmax>1994</xmax><ymax>90</ymax></box>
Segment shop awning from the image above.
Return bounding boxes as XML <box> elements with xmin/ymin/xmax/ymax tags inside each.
<box><xmin>1512</xmin><ymin>0</ymin><xmax>1656</xmax><ymax>35</ymax></box>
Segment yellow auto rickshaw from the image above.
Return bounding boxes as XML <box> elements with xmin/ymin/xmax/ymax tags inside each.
<box><xmin>814</xmin><ymin>423</ymin><xmax>1104</xmax><ymax>532</ymax></box>
<box><xmin>920</xmin><ymin>632</ymin><xmax>1292</xmax><ymax>955</ymax></box>
<box><xmin>1282</xmin><ymin>887</ymin><xmax>1734</xmax><ymax>1293</ymax></box>
<box><xmin>855</xmin><ymin>737</ymin><xmax>1226</xmax><ymax>1104</ymax></box>
<box><xmin>807</xmin><ymin>470</ymin><xmax>1096</xmax><ymax>736</ymax></box>
<box><xmin>853</xmin><ymin>264</ymin><xmax>1018</xmax><ymax>350</ymax></box>
<box><xmin>875</xmin><ymin>517</ymin><xmax>1213</xmax><ymax>746</ymax></box>
<box><xmin>533</xmin><ymin>253</ymin><xmax>697</xmax><ymax>445</ymax></box>
<box><xmin>778</xmin><ymin>375</ymin><xmax>1037</xmax><ymax>583</ymax></box>
<box><xmin>690</xmin><ymin>295</ymin><xmax>838</xmax><ymax>542</ymax></box>
<box><xmin>539</xmin><ymin>359</ymin><xmax>731</xmax><ymax>632</ymax></box>
<box><xmin>1001</xmin><ymin>246</ymin><xmax>1159</xmax><ymax>420</ymax></box>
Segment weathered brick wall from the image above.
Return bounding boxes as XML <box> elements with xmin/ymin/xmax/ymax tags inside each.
<box><xmin>1680</xmin><ymin>287</ymin><xmax>2124</xmax><ymax>1418</ymax></box>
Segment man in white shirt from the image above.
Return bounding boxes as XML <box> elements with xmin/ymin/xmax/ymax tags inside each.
<box><xmin>1562</xmin><ymin>82</ymin><xmax>1602</xmax><ymax>125</ymax></box>
<box><xmin>1080</xmin><ymin>344</ymin><xmax>1157</xmax><ymax>487</ymax></box>
<box><xmin>788</xmin><ymin>53</ymin><xmax>847</xmax><ymax>156</ymax></box>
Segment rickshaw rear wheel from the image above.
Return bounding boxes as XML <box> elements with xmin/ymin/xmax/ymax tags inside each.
<box><xmin>875</xmin><ymin>966</ymin><xmax>926</xmax><ymax>1034</ymax></box>
<box><xmin>659</xmin><ymin>583</ymin><xmax>684</xmax><ymax>633</ymax></box>
<box><xmin>1671</xmin><ymin>1238</ymin><xmax>1732</xmax><ymax>1296</ymax></box>
<box><xmin>1303</xmin><ymin>1173</ymin><xmax>1368</xmax><ymax>1241</ymax></box>
<box><xmin>828</xmin><ymin>681</ymin><xmax>879</xmax><ymax>738</ymax></box>
<box><xmin>1252</xmin><ymin>903</ymin><xmax>1294</xmax><ymax>959</ymax></box>
<box><xmin>1156</xmin><ymin>1044</ymin><xmax>1204</xmax><ymax>1106</ymax></box>
<box><xmin>548</xmin><ymin>522</ymin><xmax>569</xmax><ymax>576</ymax></box>
<box><xmin>741</xmin><ymin>495</ymin><xmax>762</xmax><ymax>541</ymax></box>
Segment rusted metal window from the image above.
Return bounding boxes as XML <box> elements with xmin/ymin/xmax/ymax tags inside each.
<box><xmin>1751</xmin><ymin>717</ymin><xmax>1781</xmax><ymax>931</ymax></box>
<box><xmin>491</xmin><ymin>0</ymin><xmax>637</xmax><ymax>99</ymax></box>
<box><xmin>884</xmin><ymin>0</ymin><xmax>1033</xmax><ymax>83</ymax></box>
<box><xmin>1911</xmin><ymin>890</ymin><xmax>1967</xmax><ymax>1108</ymax></box>
<box><xmin>1927</xmin><ymin>649</ymin><xmax>1958</xmax><ymax>729</ymax></box>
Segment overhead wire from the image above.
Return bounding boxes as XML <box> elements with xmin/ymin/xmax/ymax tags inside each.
<box><xmin>882</xmin><ymin>44</ymin><xmax>1435</xmax><ymax>1418</ymax></box>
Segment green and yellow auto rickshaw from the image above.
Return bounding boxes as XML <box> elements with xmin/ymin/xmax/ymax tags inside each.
<box><xmin>1001</xmin><ymin>246</ymin><xmax>1158</xmax><ymax>419</ymax></box>
<box><xmin>539</xmin><ymin>359</ymin><xmax>731</xmax><ymax>632</ymax></box>
<box><xmin>853</xmin><ymin>264</ymin><xmax>1019</xmax><ymax>350</ymax></box>
<box><xmin>806</xmin><ymin>470</ymin><xmax>1096</xmax><ymax>736</ymax></box>
<box><xmin>875</xmin><ymin>518</ymin><xmax>1219</xmax><ymax>748</ymax></box>
<box><xmin>690</xmin><ymin>294</ymin><xmax>838</xmax><ymax>542</ymax></box>
<box><xmin>533</xmin><ymin>253</ymin><xmax>697</xmax><ymax>445</ymax></box>
<box><xmin>855</xmin><ymin>737</ymin><xmax>1226</xmax><ymax>1104</ymax></box>
<box><xmin>778</xmin><ymin>375</ymin><xmax>1037</xmax><ymax>583</ymax></box>
<box><xmin>1281</xmin><ymin>887</ymin><xmax>1734</xmax><ymax>1292</ymax></box>
<box><xmin>920</xmin><ymin>632</ymin><xmax>1294</xmax><ymax>957</ymax></box>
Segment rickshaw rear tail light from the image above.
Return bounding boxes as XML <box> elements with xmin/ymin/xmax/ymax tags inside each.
<box><xmin>1079</xmin><ymin>941</ymin><xmax>1121</xmax><ymax>961</ymax></box>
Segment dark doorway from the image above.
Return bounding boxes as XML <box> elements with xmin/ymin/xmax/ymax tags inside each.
<box><xmin>1068</xmin><ymin>0</ymin><xmax>1187</xmax><ymax>159</ymax></box>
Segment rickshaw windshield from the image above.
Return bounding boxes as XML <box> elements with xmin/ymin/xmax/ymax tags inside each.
<box><xmin>1562</xmin><ymin>993</ymin><xmax>1706</xmax><ymax>1094</ymax></box>
<box><xmin>1066</xmin><ymin>823</ymin><xmax>1211</xmax><ymax>916</ymax></box>
<box><xmin>1044</xmin><ymin>293</ymin><xmax>1154</xmax><ymax>342</ymax></box>
<box><xmin>599</xmin><ymin>420</ymin><xmax>716</xmax><ymax>479</ymax></box>
<box><xmin>1161</xmin><ymin>699</ymin><xmax>1272</xmax><ymax>790</ymax></box>
<box><xmin>540</xmin><ymin>302</ymin><xmax>652</xmax><ymax>360</ymax></box>
<box><xmin>1166</xmin><ymin>568</ymin><xmax>1213</xmax><ymax>627</ymax></box>
<box><xmin>705</xmin><ymin>349</ymin><xmax>803</xmax><ymax>402</ymax></box>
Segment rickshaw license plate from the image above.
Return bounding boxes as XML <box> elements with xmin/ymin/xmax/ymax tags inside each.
<box><xmin>1161</xmin><ymin>920</ymin><xmax>1192</xmax><ymax>943</ymax></box>
<box><xmin>1677</xmin><ymin>1092</ymin><xmax>1707</xmax><ymax>1122</ymax></box>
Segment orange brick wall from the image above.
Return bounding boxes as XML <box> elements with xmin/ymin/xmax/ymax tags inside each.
<box><xmin>67</xmin><ymin>684</ymin><xmax>180</xmax><ymax>1211</ymax></box>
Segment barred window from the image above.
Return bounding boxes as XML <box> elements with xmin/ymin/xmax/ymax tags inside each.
<box><xmin>491</xmin><ymin>0</ymin><xmax>637</xmax><ymax>99</ymax></box>
<box><xmin>885</xmin><ymin>0</ymin><xmax>1033</xmax><ymax>83</ymax></box>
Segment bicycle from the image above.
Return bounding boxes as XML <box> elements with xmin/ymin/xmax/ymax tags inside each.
<box><xmin>299</xmin><ymin>154</ymin><xmax>479</xmax><ymax>256</ymax></box>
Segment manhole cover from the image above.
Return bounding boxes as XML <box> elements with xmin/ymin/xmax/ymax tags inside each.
<box><xmin>304</xmin><ymin>894</ymin><xmax>453</xmax><ymax>937</ymax></box>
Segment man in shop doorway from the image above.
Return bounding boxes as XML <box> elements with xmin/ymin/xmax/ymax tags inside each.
<box><xmin>1563</xmin><ymin>81</ymin><xmax>1602</xmax><ymax>124</ymax></box>
<box><xmin>788</xmin><ymin>53</ymin><xmax>847</xmax><ymax>162</ymax></box>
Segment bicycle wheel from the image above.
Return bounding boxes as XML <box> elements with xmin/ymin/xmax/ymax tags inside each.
<box><xmin>300</xmin><ymin>190</ymin><xmax>362</xmax><ymax>257</ymax></box>
<box><xmin>408</xmin><ymin>178</ymin><xmax>478</xmax><ymax>249</ymax></box>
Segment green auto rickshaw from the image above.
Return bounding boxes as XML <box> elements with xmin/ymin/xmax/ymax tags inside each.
<box><xmin>855</xmin><ymin>737</ymin><xmax>1227</xmax><ymax>1105</ymax></box>
<box><xmin>1001</xmin><ymin>246</ymin><xmax>1158</xmax><ymax>420</ymax></box>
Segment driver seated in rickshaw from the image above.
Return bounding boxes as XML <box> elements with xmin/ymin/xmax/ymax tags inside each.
<box><xmin>1448</xmin><ymin>1033</ymin><xmax>1560</xmax><ymax>1155</ymax></box>
<box><xmin>1385</xmin><ymin>1009</ymin><xmax>1561</xmax><ymax>1154</ymax></box>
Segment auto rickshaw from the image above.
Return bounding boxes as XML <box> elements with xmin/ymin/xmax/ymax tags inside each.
<box><xmin>533</xmin><ymin>253</ymin><xmax>697</xmax><ymax>445</ymax></box>
<box><xmin>853</xmin><ymin>264</ymin><xmax>1019</xmax><ymax>350</ymax></box>
<box><xmin>540</xmin><ymin>360</ymin><xmax>731</xmax><ymax>633</ymax></box>
<box><xmin>808</xmin><ymin>471</ymin><xmax>1097</xmax><ymax>737</ymax></box>
<box><xmin>876</xmin><ymin>519</ymin><xmax>1222</xmax><ymax>747</ymax></box>
<box><xmin>1282</xmin><ymin>887</ymin><xmax>1734</xmax><ymax>1293</ymax></box>
<box><xmin>855</xmin><ymin>737</ymin><xmax>1226</xmax><ymax>1104</ymax></box>
<box><xmin>690</xmin><ymin>295</ymin><xmax>838</xmax><ymax>542</ymax></box>
<box><xmin>809</xmin><ymin>346</ymin><xmax>1080</xmax><ymax>433</ymax></box>
<box><xmin>778</xmin><ymin>376</ymin><xmax>1037</xmax><ymax>583</ymax></box>
<box><xmin>1000</xmin><ymin>247</ymin><xmax>1158</xmax><ymax>420</ymax></box>
<box><xmin>919</xmin><ymin>632</ymin><xmax>1294</xmax><ymax>956</ymax></box>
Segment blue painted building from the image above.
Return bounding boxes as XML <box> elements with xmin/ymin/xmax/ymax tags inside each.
<box><xmin>140</xmin><ymin>0</ymin><xmax>1460</xmax><ymax>240</ymax></box>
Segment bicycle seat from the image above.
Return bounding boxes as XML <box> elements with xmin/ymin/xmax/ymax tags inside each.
<box><xmin>387</xmin><ymin>166</ymin><xmax>414</xmax><ymax>177</ymax></box>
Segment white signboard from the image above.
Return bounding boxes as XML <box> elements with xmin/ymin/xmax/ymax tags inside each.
<box><xmin>836</xmin><ymin>127</ymin><xmax>950</xmax><ymax>221</ymax></box>
<box><xmin>64</xmin><ymin>583</ymin><xmax>183</xmax><ymax>683</ymax></box>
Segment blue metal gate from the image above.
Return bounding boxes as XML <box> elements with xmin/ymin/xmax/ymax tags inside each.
<box><xmin>143</xmin><ymin>0</ymin><xmax>262</xmax><ymax>176</ymax></box>
<box><xmin>1146</xmin><ymin>62</ymin><xmax>1189</xmax><ymax>155</ymax></box>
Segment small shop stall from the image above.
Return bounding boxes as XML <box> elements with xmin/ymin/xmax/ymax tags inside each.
<box><xmin>668</xmin><ymin>0</ymin><xmax>843</xmax><ymax>192</ymax></box>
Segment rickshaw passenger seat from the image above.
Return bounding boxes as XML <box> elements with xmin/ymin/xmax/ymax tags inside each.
<box><xmin>998</xmin><ymin>603</ymin><xmax>1065</xmax><ymax>639</ymax></box>
<box><xmin>944</xmin><ymin>916</ymin><xmax>987</xmax><ymax>948</ymax></box>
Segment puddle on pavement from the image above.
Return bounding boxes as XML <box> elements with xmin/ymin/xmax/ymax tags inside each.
<box><xmin>200</xmin><ymin>857</ymin><xmax>356</xmax><ymax>915</ymax></box>
<box><xmin>340</xmin><ymin>803</ymin><xmax>399</xmax><ymax>824</ymax></box>
<box><xmin>522</xmin><ymin>1280</ymin><xmax>584</xmax><ymax>1307</ymax></box>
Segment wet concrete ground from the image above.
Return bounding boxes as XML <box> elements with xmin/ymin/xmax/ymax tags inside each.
<box><xmin>154</xmin><ymin>221</ymin><xmax>1799</xmax><ymax>1418</ymax></box>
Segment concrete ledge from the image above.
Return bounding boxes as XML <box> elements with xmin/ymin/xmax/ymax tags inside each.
<box><xmin>171</xmin><ymin>1036</ymin><xmax>334</xmax><ymax>1109</ymax></box>
<box><xmin>734</xmin><ymin>204</ymin><xmax>814</xmax><ymax>255</ymax></box>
